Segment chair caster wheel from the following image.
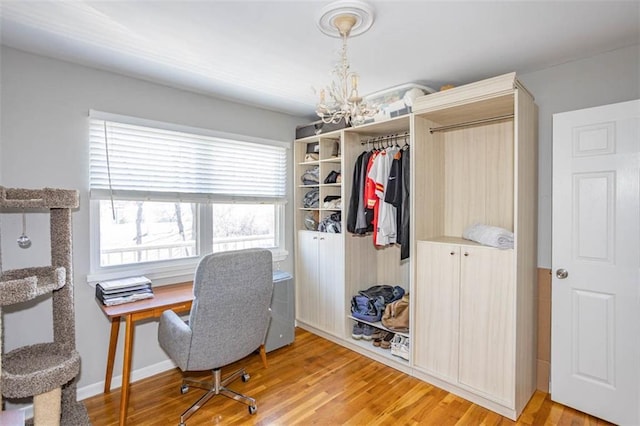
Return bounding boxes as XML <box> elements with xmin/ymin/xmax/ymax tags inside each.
<box><xmin>242</xmin><ymin>373</ymin><xmax>250</xmax><ymax>382</ymax></box>
<box><xmin>249</xmin><ymin>405</ymin><xmax>257</xmax><ymax>415</ymax></box>
<box><xmin>180</xmin><ymin>384</ymin><xmax>189</xmax><ymax>394</ymax></box>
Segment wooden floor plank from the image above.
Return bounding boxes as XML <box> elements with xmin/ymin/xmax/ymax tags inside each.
<box><xmin>83</xmin><ymin>328</ymin><xmax>611</xmax><ymax>425</ymax></box>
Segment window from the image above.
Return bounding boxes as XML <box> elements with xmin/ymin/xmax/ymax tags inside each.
<box><xmin>88</xmin><ymin>111</ymin><xmax>288</xmax><ymax>282</ymax></box>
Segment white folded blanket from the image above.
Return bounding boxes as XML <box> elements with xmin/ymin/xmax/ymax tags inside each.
<box><xmin>462</xmin><ymin>223</ymin><xmax>514</xmax><ymax>249</ymax></box>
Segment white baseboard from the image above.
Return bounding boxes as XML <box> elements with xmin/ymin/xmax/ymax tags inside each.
<box><xmin>9</xmin><ymin>360</ymin><xmax>177</xmax><ymax>421</ymax></box>
<box><xmin>78</xmin><ymin>359</ymin><xmax>177</xmax><ymax>401</ymax></box>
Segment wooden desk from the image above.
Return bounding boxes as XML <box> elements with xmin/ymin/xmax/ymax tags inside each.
<box><xmin>97</xmin><ymin>281</ymin><xmax>269</xmax><ymax>426</ymax></box>
<box><xmin>98</xmin><ymin>281</ymin><xmax>193</xmax><ymax>426</ymax></box>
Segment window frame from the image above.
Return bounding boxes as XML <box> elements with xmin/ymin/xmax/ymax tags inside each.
<box><xmin>87</xmin><ymin>111</ymin><xmax>289</xmax><ymax>285</ymax></box>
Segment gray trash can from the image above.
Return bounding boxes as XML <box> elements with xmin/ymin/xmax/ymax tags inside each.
<box><xmin>265</xmin><ymin>271</ymin><xmax>295</xmax><ymax>352</ymax></box>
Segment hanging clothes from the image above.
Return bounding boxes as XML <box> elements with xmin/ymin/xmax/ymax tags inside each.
<box><xmin>364</xmin><ymin>150</ymin><xmax>380</xmax><ymax>245</ymax></box>
<box><xmin>400</xmin><ymin>146</ymin><xmax>410</xmax><ymax>259</ymax></box>
<box><xmin>384</xmin><ymin>148</ymin><xmax>403</xmax><ymax>237</ymax></box>
<box><xmin>347</xmin><ymin>150</ymin><xmax>373</xmax><ymax>234</ymax></box>
<box><xmin>369</xmin><ymin>146</ymin><xmax>400</xmax><ymax>247</ymax></box>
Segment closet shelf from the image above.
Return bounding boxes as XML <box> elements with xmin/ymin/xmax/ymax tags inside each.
<box><xmin>0</xmin><ymin>266</ymin><xmax>66</xmax><ymax>306</ymax></box>
<box><xmin>349</xmin><ymin>338</ymin><xmax>410</xmax><ymax>365</ymax></box>
<box><xmin>348</xmin><ymin>315</ymin><xmax>409</xmax><ymax>338</ymax></box>
<box><xmin>2</xmin><ymin>343</ymin><xmax>80</xmax><ymax>398</ymax></box>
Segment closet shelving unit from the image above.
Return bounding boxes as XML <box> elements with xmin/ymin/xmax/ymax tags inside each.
<box><xmin>295</xmin><ymin>136</ymin><xmax>342</xmax><ymax>229</ymax></box>
<box><xmin>294</xmin><ymin>72</ymin><xmax>538</xmax><ymax>421</ymax></box>
<box><xmin>294</xmin><ymin>115</ymin><xmax>413</xmax><ymax>370</ymax></box>
<box><xmin>0</xmin><ymin>187</ymin><xmax>89</xmax><ymax>425</ymax></box>
<box><xmin>410</xmin><ymin>72</ymin><xmax>538</xmax><ymax>420</ymax></box>
<box><xmin>294</xmin><ymin>135</ymin><xmax>345</xmax><ymax>339</ymax></box>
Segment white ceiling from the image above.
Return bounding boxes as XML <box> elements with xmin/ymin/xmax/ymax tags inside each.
<box><xmin>1</xmin><ymin>1</ymin><xmax>639</xmax><ymax>119</ymax></box>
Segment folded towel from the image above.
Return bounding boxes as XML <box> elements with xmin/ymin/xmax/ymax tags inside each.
<box><xmin>462</xmin><ymin>223</ymin><xmax>514</xmax><ymax>249</ymax></box>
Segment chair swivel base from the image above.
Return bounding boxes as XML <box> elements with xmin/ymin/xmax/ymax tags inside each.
<box><xmin>178</xmin><ymin>367</ymin><xmax>257</xmax><ymax>426</ymax></box>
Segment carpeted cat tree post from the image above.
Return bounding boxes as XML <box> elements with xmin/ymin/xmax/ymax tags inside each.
<box><xmin>0</xmin><ymin>187</ymin><xmax>90</xmax><ymax>425</ymax></box>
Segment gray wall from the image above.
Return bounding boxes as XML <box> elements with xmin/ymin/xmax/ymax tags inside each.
<box><xmin>0</xmin><ymin>43</ymin><xmax>638</xmax><ymax>402</ymax></box>
<box><xmin>0</xmin><ymin>46</ymin><xmax>303</xmax><ymax>401</ymax></box>
<box><xmin>520</xmin><ymin>44</ymin><xmax>640</xmax><ymax>267</ymax></box>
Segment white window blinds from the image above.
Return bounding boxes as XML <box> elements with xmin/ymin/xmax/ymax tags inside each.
<box><xmin>89</xmin><ymin>112</ymin><xmax>288</xmax><ymax>203</ymax></box>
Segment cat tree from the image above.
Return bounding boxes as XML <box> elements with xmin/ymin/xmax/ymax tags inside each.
<box><xmin>0</xmin><ymin>187</ymin><xmax>89</xmax><ymax>425</ymax></box>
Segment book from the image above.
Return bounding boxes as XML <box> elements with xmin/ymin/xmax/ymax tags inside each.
<box><xmin>101</xmin><ymin>292</ymin><xmax>155</xmax><ymax>306</ymax></box>
<box><xmin>97</xmin><ymin>276</ymin><xmax>151</xmax><ymax>291</ymax></box>
<box><xmin>95</xmin><ymin>276</ymin><xmax>154</xmax><ymax>306</ymax></box>
<box><xmin>96</xmin><ymin>284</ymin><xmax>153</xmax><ymax>303</ymax></box>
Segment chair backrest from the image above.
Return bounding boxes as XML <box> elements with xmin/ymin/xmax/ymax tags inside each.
<box><xmin>185</xmin><ymin>248</ymin><xmax>273</xmax><ymax>371</ymax></box>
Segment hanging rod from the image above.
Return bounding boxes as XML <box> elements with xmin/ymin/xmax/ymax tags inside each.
<box><xmin>361</xmin><ymin>131</ymin><xmax>410</xmax><ymax>146</ymax></box>
<box><xmin>429</xmin><ymin>114</ymin><xmax>514</xmax><ymax>133</ymax></box>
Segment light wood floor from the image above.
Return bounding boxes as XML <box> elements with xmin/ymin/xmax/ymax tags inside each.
<box><xmin>84</xmin><ymin>328</ymin><xmax>611</xmax><ymax>425</ymax></box>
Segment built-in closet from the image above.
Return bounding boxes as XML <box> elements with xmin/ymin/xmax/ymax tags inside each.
<box><xmin>294</xmin><ymin>72</ymin><xmax>538</xmax><ymax>420</ymax></box>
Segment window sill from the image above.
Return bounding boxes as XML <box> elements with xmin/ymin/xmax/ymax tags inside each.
<box><xmin>87</xmin><ymin>248</ymin><xmax>289</xmax><ymax>287</ymax></box>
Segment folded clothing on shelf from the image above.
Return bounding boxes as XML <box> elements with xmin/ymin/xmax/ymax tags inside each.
<box><xmin>462</xmin><ymin>223</ymin><xmax>514</xmax><ymax>249</ymax></box>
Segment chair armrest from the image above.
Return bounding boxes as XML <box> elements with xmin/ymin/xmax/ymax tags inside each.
<box><xmin>158</xmin><ymin>309</ymin><xmax>192</xmax><ymax>371</ymax></box>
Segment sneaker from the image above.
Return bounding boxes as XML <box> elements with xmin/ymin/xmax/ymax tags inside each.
<box><xmin>362</xmin><ymin>324</ymin><xmax>375</xmax><ymax>340</ymax></box>
<box><xmin>391</xmin><ymin>335</ymin><xmax>410</xmax><ymax>360</ymax></box>
<box><xmin>352</xmin><ymin>322</ymin><xmax>364</xmax><ymax>340</ymax></box>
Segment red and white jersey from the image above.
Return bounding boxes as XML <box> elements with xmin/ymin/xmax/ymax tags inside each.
<box><xmin>368</xmin><ymin>147</ymin><xmax>400</xmax><ymax>246</ymax></box>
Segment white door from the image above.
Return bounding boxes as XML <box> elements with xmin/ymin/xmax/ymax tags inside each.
<box><xmin>552</xmin><ymin>99</ymin><xmax>639</xmax><ymax>425</ymax></box>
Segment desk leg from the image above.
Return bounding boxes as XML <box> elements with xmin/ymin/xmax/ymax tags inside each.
<box><xmin>104</xmin><ymin>318</ymin><xmax>121</xmax><ymax>393</ymax></box>
<box><xmin>259</xmin><ymin>344</ymin><xmax>268</xmax><ymax>369</ymax></box>
<box><xmin>119</xmin><ymin>314</ymin><xmax>135</xmax><ymax>426</ymax></box>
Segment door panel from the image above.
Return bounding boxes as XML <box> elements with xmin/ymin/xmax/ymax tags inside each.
<box><xmin>413</xmin><ymin>241</ymin><xmax>460</xmax><ymax>381</ymax></box>
<box><xmin>458</xmin><ymin>245</ymin><xmax>514</xmax><ymax>404</ymax></box>
<box><xmin>552</xmin><ymin>99</ymin><xmax>640</xmax><ymax>425</ymax></box>
<box><xmin>296</xmin><ymin>231</ymin><xmax>320</xmax><ymax>327</ymax></box>
<box><xmin>317</xmin><ymin>233</ymin><xmax>344</xmax><ymax>336</ymax></box>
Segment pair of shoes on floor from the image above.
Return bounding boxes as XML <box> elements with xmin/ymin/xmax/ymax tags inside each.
<box><xmin>353</xmin><ymin>323</ymin><xmax>386</xmax><ymax>341</ymax></box>
<box><xmin>390</xmin><ymin>334</ymin><xmax>410</xmax><ymax>360</ymax></box>
<box><xmin>352</xmin><ymin>323</ymin><xmax>375</xmax><ymax>340</ymax></box>
<box><xmin>373</xmin><ymin>332</ymin><xmax>395</xmax><ymax>349</ymax></box>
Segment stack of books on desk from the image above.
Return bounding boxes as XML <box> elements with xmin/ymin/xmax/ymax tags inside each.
<box><xmin>96</xmin><ymin>276</ymin><xmax>154</xmax><ymax>306</ymax></box>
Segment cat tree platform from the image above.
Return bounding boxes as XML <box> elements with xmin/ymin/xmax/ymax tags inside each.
<box><xmin>1</xmin><ymin>186</ymin><xmax>89</xmax><ymax>425</ymax></box>
<box><xmin>2</xmin><ymin>343</ymin><xmax>80</xmax><ymax>399</ymax></box>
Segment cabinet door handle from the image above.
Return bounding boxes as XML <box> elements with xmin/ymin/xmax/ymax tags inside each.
<box><xmin>450</xmin><ymin>251</ymin><xmax>455</xmax><ymax>256</ymax></box>
<box><xmin>463</xmin><ymin>252</ymin><xmax>469</xmax><ymax>256</ymax></box>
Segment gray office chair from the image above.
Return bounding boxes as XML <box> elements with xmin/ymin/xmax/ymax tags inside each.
<box><xmin>158</xmin><ymin>248</ymin><xmax>273</xmax><ymax>426</ymax></box>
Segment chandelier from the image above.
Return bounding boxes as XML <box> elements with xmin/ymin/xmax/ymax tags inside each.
<box><xmin>316</xmin><ymin>1</ymin><xmax>377</xmax><ymax>126</ymax></box>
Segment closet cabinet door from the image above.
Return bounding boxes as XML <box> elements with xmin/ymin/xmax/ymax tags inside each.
<box><xmin>414</xmin><ymin>241</ymin><xmax>460</xmax><ymax>381</ymax></box>
<box><xmin>296</xmin><ymin>231</ymin><xmax>321</xmax><ymax>328</ymax></box>
<box><xmin>458</xmin><ymin>245</ymin><xmax>515</xmax><ymax>404</ymax></box>
<box><xmin>295</xmin><ymin>231</ymin><xmax>345</xmax><ymax>337</ymax></box>
<box><xmin>317</xmin><ymin>232</ymin><xmax>345</xmax><ymax>336</ymax></box>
